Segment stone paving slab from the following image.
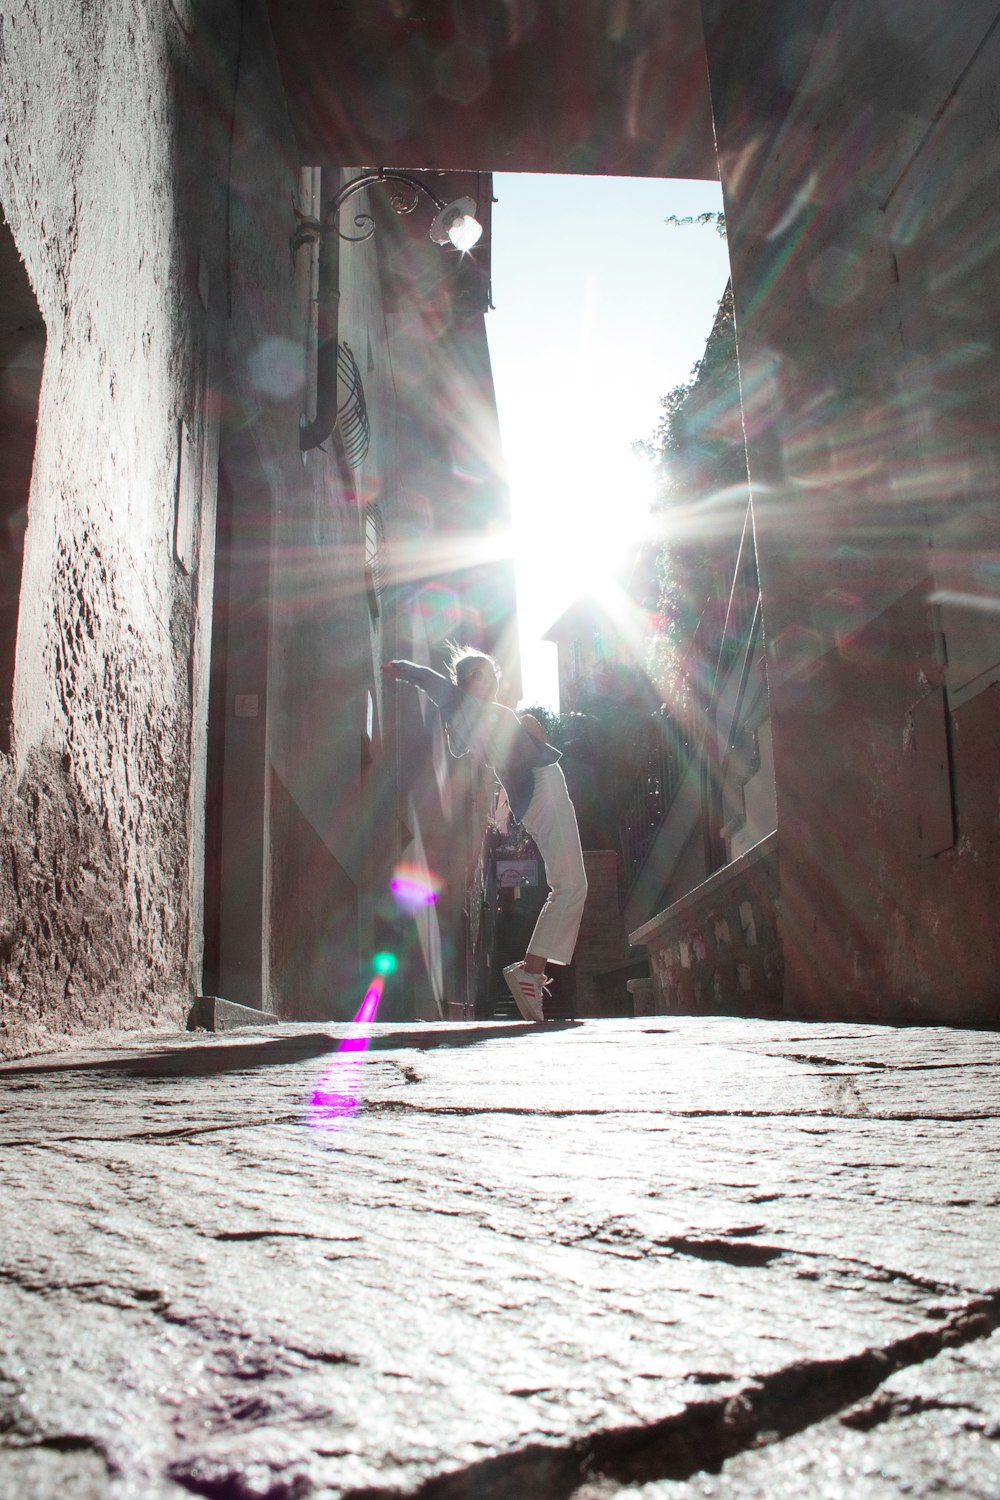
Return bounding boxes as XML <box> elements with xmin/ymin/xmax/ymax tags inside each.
<box><xmin>1</xmin><ymin>1017</ymin><xmax>998</xmax><ymax>1498</ymax></box>
<box><xmin>617</xmin><ymin>1330</ymin><xmax>1000</xmax><ymax>1499</ymax></box>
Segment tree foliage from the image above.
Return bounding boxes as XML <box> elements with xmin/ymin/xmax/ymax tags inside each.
<box><xmin>636</xmin><ymin>282</ymin><xmax>750</xmax><ymax>717</ymax></box>
<box><xmin>663</xmin><ymin>211</ymin><xmax>728</xmax><ymax>239</ymax></box>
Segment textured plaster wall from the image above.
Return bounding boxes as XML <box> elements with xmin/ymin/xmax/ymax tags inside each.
<box><xmin>0</xmin><ymin>3</ymin><xmax>202</xmax><ymax>1054</ymax></box>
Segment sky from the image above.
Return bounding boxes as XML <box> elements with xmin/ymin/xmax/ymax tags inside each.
<box><xmin>485</xmin><ymin>173</ymin><xmax>732</xmax><ymax>710</ymax></box>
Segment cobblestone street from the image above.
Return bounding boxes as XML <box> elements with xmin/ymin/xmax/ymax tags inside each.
<box><xmin>2</xmin><ymin>1016</ymin><xmax>999</xmax><ymax>1497</ymax></box>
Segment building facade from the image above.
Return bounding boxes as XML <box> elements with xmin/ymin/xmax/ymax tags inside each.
<box><xmin>631</xmin><ymin>2</ymin><xmax>1000</xmax><ymax>1025</ymax></box>
<box><xmin>0</xmin><ymin>0</ymin><xmax>514</xmax><ymax>1055</ymax></box>
<box><xmin>700</xmin><ymin>0</ymin><xmax>1000</xmax><ymax>1023</ymax></box>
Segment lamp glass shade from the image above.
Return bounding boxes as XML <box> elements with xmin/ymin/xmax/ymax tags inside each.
<box><xmin>429</xmin><ymin>196</ymin><xmax>483</xmax><ymax>251</ymax></box>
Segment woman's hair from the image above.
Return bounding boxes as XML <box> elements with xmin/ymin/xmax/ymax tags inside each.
<box><xmin>445</xmin><ymin>641</ymin><xmax>501</xmax><ymax>690</ymax></box>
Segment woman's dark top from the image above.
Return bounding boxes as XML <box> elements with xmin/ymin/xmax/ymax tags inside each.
<box><xmin>389</xmin><ymin>661</ymin><xmax>560</xmax><ymax>821</ymax></box>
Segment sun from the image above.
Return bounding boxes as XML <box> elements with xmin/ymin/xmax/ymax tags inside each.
<box><xmin>510</xmin><ymin>441</ymin><xmax>655</xmax><ymax>634</ymax></box>
<box><xmin>507</xmin><ymin>439</ymin><xmax>656</xmax><ymax>709</ymax></box>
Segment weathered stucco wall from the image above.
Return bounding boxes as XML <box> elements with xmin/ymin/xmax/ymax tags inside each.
<box><xmin>0</xmin><ymin>2</ymin><xmax>200</xmax><ymax>1054</ymax></box>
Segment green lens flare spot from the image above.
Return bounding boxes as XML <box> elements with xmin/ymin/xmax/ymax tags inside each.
<box><xmin>372</xmin><ymin>951</ymin><xmax>398</xmax><ymax>976</ymax></box>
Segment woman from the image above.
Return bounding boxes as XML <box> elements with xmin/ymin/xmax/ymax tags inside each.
<box><xmin>382</xmin><ymin>646</ymin><xmax>587</xmax><ymax>1021</ymax></box>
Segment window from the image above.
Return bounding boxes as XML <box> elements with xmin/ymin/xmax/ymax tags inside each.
<box><xmin>364</xmin><ymin>502</ymin><xmax>385</xmax><ymax>620</ymax></box>
<box><xmin>361</xmin><ymin>688</ymin><xmax>376</xmax><ymax>774</ymax></box>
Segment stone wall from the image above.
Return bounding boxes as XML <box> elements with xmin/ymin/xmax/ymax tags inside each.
<box><xmin>574</xmin><ymin>849</ymin><xmax>629</xmax><ymax>1017</ymax></box>
<box><xmin>629</xmin><ymin>833</ymin><xmax>782</xmax><ymax>1017</ymax></box>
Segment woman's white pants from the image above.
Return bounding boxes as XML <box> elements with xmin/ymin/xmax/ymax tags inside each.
<box><xmin>520</xmin><ymin>763</ymin><xmax>588</xmax><ymax>966</ymax></box>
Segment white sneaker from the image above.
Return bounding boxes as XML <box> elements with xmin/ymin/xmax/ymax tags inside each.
<box><xmin>503</xmin><ymin>962</ymin><xmax>548</xmax><ymax>1023</ymax></box>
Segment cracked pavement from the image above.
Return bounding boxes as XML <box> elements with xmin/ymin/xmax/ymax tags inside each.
<box><xmin>1</xmin><ymin>1016</ymin><xmax>999</xmax><ymax>1498</ymax></box>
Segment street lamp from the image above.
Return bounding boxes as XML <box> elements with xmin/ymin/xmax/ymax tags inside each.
<box><xmin>292</xmin><ymin>169</ymin><xmax>483</xmax><ymax>455</ymax></box>
<box><xmin>292</xmin><ymin>168</ymin><xmax>483</xmax><ymax>257</ymax></box>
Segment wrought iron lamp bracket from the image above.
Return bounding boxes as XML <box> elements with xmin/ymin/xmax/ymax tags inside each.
<box><xmin>290</xmin><ymin>169</ymin><xmax>477</xmax><ymax>261</ymax></box>
<box><xmin>326</xmin><ymin>169</ymin><xmax>449</xmax><ymax>245</ymax></box>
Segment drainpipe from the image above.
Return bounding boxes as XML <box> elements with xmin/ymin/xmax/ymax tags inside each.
<box><xmin>296</xmin><ymin>171</ymin><xmax>341</xmax><ymax>453</ymax></box>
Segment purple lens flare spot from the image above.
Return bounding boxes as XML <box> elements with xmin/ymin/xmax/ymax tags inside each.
<box><xmin>390</xmin><ymin>862</ymin><xmax>443</xmax><ymax>910</ymax></box>
<box><xmin>308</xmin><ymin>977</ymin><xmax>384</xmax><ymax>1133</ymax></box>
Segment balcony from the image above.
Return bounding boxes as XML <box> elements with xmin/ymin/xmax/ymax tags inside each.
<box><xmin>629</xmin><ymin>831</ymin><xmax>782</xmax><ymax>1016</ymax></box>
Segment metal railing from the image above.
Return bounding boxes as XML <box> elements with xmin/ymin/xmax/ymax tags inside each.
<box><xmin>337</xmin><ymin>342</ymin><xmax>370</xmax><ymax>467</ymax></box>
<box><xmin>619</xmin><ymin>501</ymin><xmax>762</xmax><ymax>895</ymax></box>
<box><xmin>620</xmin><ymin>714</ymin><xmax>691</xmax><ymax>891</ymax></box>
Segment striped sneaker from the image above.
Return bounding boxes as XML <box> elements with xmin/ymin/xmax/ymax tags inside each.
<box><xmin>503</xmin><ymin>962</ymin><xmax>548</xmax><ymax>1023</ymax></box>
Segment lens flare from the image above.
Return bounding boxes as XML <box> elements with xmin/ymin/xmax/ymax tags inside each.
<box><xmin>390</xmin><ymin>862</ymin><xmax>443</xmax><ymax>910</ymax></box>
<box><xmin>307</xmin><ymin>977</ymin><xmax>384</xmax><ymax>1133</ymax></box>
<box><xmin>247</xmin><ymin>336</ymin><xmax>307</xmax><ymax>399</ymax></box>
<box><xmin>414</xmin><ymin>581</ymin><xmax>462</xmax><ymax>640</ymax></box>
<box><xmin>372</xmin><ymin>950</ymin><xmax>398</xmax><ymax>975</ymax></box>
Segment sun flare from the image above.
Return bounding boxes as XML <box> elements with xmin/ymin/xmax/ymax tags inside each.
<box><xmin>510</xmin><ymin>443</ymin><xmax>656</xmax><ymax>641</ymax></box>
